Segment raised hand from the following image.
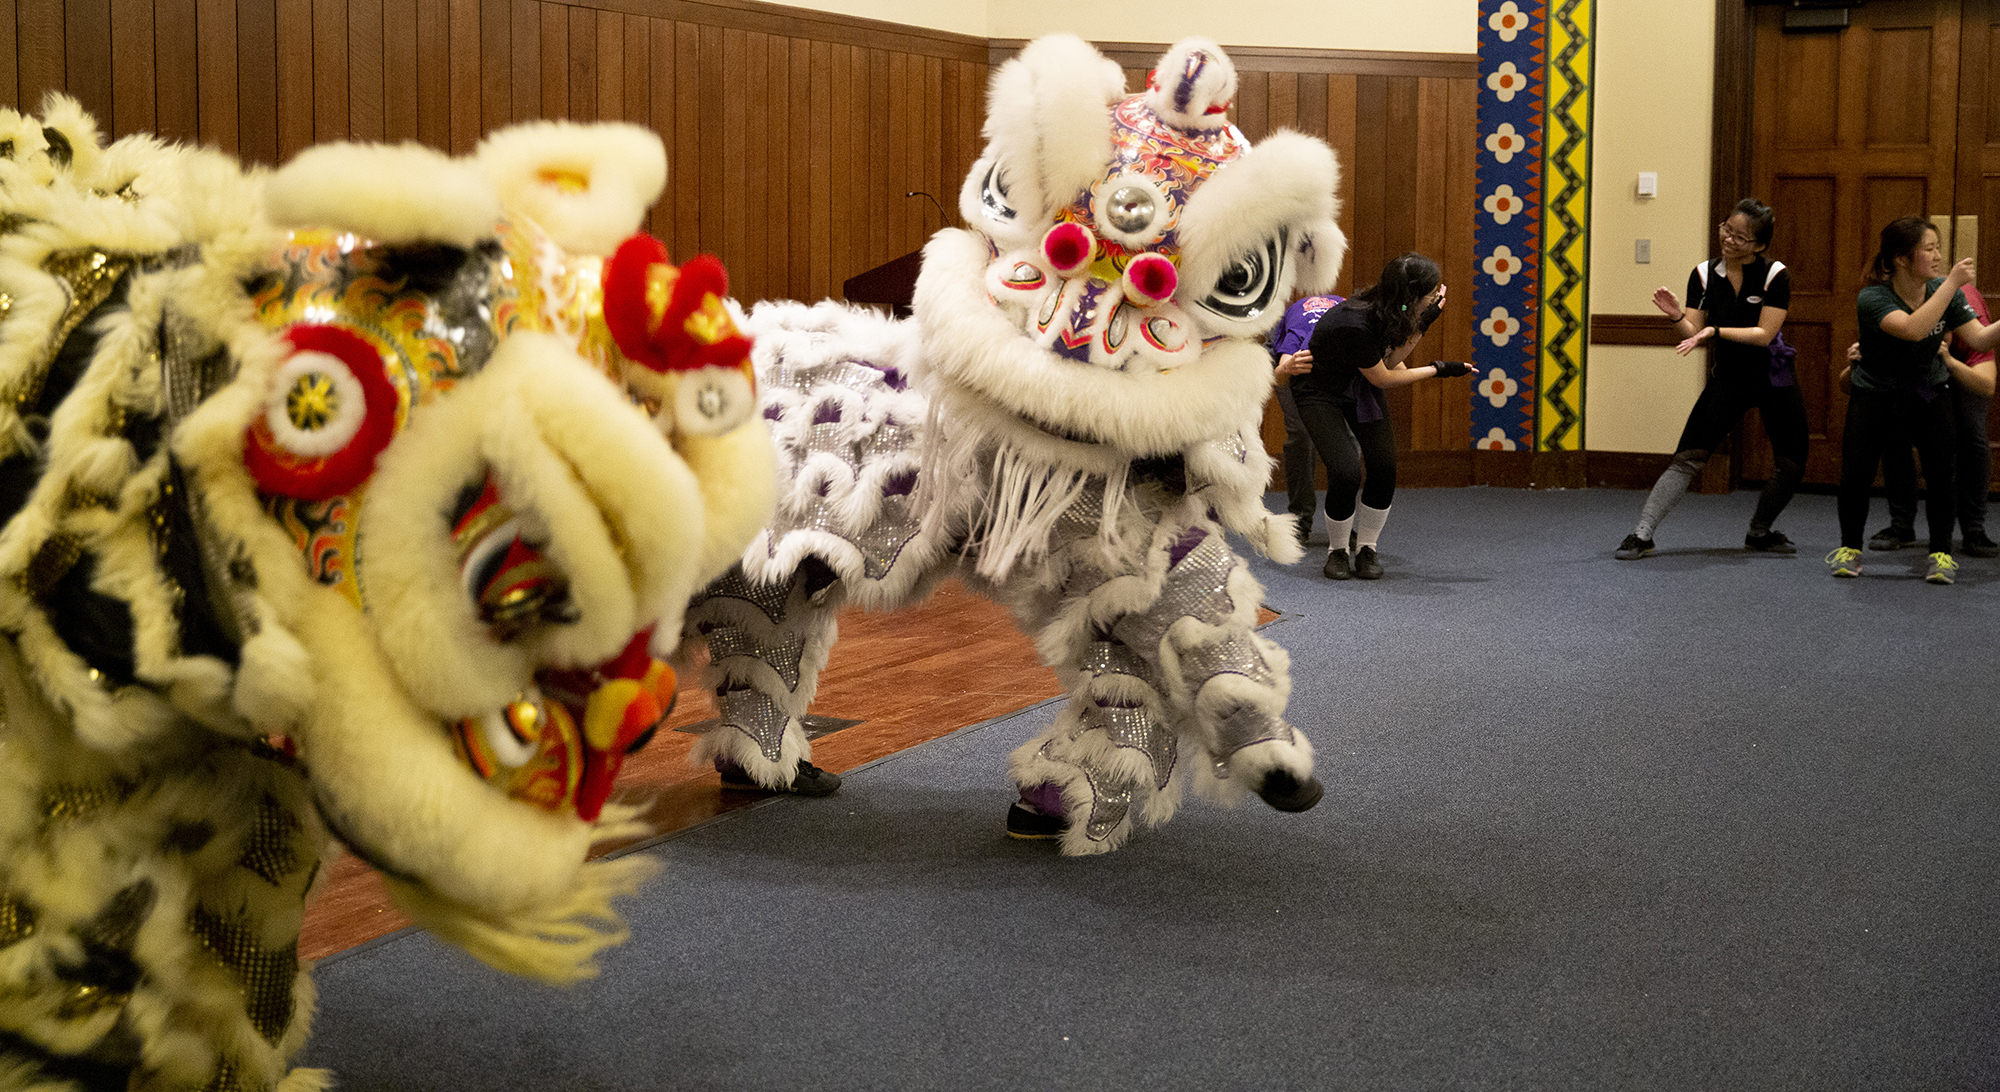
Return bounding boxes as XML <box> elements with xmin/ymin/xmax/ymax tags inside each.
<box><xmin>1652</xmin><ymin>286</ymin><xmax>1682</xmax><ymax>318</ymax></box>
<box><xmin>1947</xmin><ymin>256</ymin><xmax>1976</xmax><ymax>288</ymax></box>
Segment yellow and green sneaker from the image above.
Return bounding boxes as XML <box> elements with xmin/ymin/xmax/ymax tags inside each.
<box><xmin>1925</xmin><ymin>552</ymin><xmax>1959</xmax><ymax>585</ymax></box>
<box><xmin>1825</xmin><ymin>546</ymin><xmax>1863</xmax><ymax>578</ymax></box>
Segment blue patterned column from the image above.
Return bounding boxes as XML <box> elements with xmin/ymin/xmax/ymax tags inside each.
<box><xmin>1471</xmin><ymin>0</ymin><xmax>1544</xmax><ymax>452</ymax></box>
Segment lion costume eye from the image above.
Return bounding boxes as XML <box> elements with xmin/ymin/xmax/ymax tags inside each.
<box><xmin>243</xmin><ymin>324</ymin><xmax>398</xmax><ymax>500</ymax></box>
<box><xmin>979</xmin><ymin>161</ymin><xmax>1018</xmax><ymax>224</ymax></box>
<box><xmin>1197</xmin><ymin>233</ymin><xmax>1286</xmax><ymax>322</ymax></box>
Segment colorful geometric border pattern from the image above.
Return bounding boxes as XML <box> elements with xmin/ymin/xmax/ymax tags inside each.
<box><xmin>1535</xmin><ymin>0</ymin><xmax>1594</xmax><ymax>452</ymax></box>
<box><xmin>1470</xmin><ymin>0</ymin><xmax>1545</xmax><ymax>453</ymax></box>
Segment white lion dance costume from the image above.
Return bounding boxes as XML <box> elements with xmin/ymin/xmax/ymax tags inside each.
<box><xmin>688</xmin><ymin>36</ymin><xmax>1348</xmax><ymax>854</ymax></box>
<box><xmin>0</xmin><ymin>103</ymin><xmax>773</xmax><ymax>1088</ymax></box>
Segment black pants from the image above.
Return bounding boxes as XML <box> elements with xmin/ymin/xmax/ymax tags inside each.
<box><xmin>1882</xmin><ymin>384</ymin><xmax>1990</xmax><ymax>537</ymax></box>
<box><xmin>1293</xmin><ymin>397</ymin><xmax>1396</xmax><ymax>521</ymax></box>
<box><xmin>1838</xmin><ymin>387</ymin><xmax>1957</xmax><ymax>552</ymax></box>
<box><xmin>1274</xmin><ymin>383</ymin><xmax>1318</xmax><ymax>532</ymax></box>
<box><xmin>1675</xmin><ymin>371</ymin><xmax>1810</xmax><ymax>532</ymax></box>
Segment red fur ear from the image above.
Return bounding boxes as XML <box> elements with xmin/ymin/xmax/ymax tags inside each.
<box><xmin>243</xmin><ymin>324</ymin><xmax>398</xmax><ymax>500</ymax></box>
<box><xmin>601</xmin><ymin>233</ymin><xmax>753</xmax><ymax>374</ymax></box>
<box><xmin>603</xmin><ymin>233</ymin><xmax>672</xmax><ymax>370</ymax></box>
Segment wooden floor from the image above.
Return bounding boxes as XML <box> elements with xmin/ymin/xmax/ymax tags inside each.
<box><xmin>300</xmin><ymin>580</ymin><xmax>1063</xmax><ymax>961</ymax></box>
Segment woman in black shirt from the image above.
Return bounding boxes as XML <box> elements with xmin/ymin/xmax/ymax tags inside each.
<box><xmin>1615</xmin><ymin>198</ymin><xmax>1804</xmax><ymax>560</ymax></box>
<box><xmin>1276</xmin><ymin>253</ymin><xmax>1467</xmax><ymax>580</ymax></box>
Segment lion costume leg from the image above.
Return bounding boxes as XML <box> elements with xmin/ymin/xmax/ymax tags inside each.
<box><xmin>1008</xmin><ymin>512</ymin><xmax>1318</xmax><ymax>855</ymax></box>
<box><xmin>684</xmin><ymin>563</ymin><xmax>844</xmax><ymax>795</ymax></box>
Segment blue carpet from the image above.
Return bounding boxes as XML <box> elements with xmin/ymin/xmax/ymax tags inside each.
<box><xmin>302</xmin><ymin>488</ymin><xmax>2000</xmax><ymax>1091</ymax></box>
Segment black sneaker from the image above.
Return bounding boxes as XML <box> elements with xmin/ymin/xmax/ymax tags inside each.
<box><xmin>720</xmin><ymin>757</ymin><xmax>842</xmax><ymax>797</ymax></box>
<box><xmin>1352</xmin><ymin>545</ymin><xmax>1384</xmax><ymax>580</ymax></box>
<box><xmin>1963</xmin><ymin>530</ymin><xmax>2000</xmax><ymax>558</ymax></box>
<box><xmin>1323</xmin><ymin>548</ymin><xmax>1352</xmax><ymax>580</ymax></box>
<box><xmin>1744</xmin><ymin>530</ymin><xmax>1797</xmax><ymax>554</ymax></box>
<box><xmin>1256</xmin><ymin>769</ymin><xmax>1324</xmax><ymax>812</ymax></box>
<box><xmin>1614</xmin><ymin>533</ymin><xmax>1654</xmax><ymax>560</ymax></box>
<box><xmin>1868</xmin><ymin>525</ymin><xmax>1917</xmax><ymax>550</ymax></box>
<box><xmin>1005</xmin><ymin>802</ymin><xmax>1064</xmax><ymax>839</ymax></box>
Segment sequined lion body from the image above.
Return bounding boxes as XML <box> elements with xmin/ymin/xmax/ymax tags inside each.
<box><xmin>687</xmin><ymin>36</ymin><xmax>1347</xmax><ymax>854</ymax></box>
<box><xmin>0</xmin><ymin>102</ymin><xmax>773</xmax><ymax>1090</ymax></box>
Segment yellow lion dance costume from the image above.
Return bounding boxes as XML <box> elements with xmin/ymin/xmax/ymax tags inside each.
<box><xmin>0</xmin><ymin>100</ymin><xmax>773</xmax><ymax>1090</ymax></box>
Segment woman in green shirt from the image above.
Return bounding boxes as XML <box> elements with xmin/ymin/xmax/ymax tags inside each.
<box><xmin>1831</xmin><ymin>217</ymin><xmax>2000</xmax><ymax>582</ymax></box>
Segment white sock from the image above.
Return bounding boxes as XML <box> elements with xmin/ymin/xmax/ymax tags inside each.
<box><xmin>1326</xmin><ymin>513</ymin><xmax>1355</xmax><ymax>555</ymax></box>
<box><xmin>1354</xmin><ymin>503</ymin><xmax>1390</xmax><ymax>549</ymax></box>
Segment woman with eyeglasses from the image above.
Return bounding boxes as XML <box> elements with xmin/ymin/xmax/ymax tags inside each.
<box><xmin>1616</xmin><ymin>198</ymin><xmax>1804</xmax><ymax>560</ymax></box>
<box><xmin>1278</xmin><ymin>252</ymin><xmax>1468</xmax><ymax>580</ymax></box>
<box><xmin>1825</xmin><ymin>216</ymin><xmax>2000</xmax><ymax>583</ymax></box>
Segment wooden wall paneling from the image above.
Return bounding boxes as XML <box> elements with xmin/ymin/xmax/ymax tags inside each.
<box><xmin>444</xmin><ymin>0</ymin><xmax>475</xmax><ymax>149</ymax></box>
<box><xmin>479</xmin><ymin>0</ymin><xmax>510</xmax><ymax>131</ymax></box>
<box><xmin>236</xmin><ymin>0</ymin><xmax>277</xmax><ymax>164</ymax></box>
<box><xmin>1409</xmin><ymin>75</ymin><xmax>1453</xmax><ymax>451</ymax></box>
<box><xmin>153</xmin><ymin>0</ymin><xmax>196</xmax><ymax>141</ymax></box>
<box><xmin>382</xmin><ymin>0</ymin><xmax>418</xmax><ymax>142</ymax></box>
<box><xmin>788</xmin><ymin>36</ymin><xmax>809</xmax><ymax>300</ymax></box>
<box><xmin>197</xmin><ymin>0</ymin><xmax>238</xmax><ymax>151</ymax></box>
<box><xmin>1297</xmin><ymin>71</ymin><xmax>1327</xmax><ymax>147</ymax></box>
<box><xmin>0</xmin><ymin>0</ymin><xmax>17</xmax><ymax>109</ymax></box>
<box><xmin>1383</xmin><ymin>75</ymin><xmax>1419</xmax><ymax>254</ymax></box>
<box><xmin>828</xmin><ymin>42</ymin><xmax>852</xmax><ymax>296</ymax></box>
<box><xmin>622</xmin><ymin>13</ymin><xmax>646</xmax><ymax>124</ymax></box>
<box><xmin>696</xmin><ymin>23</ymin><xmax>722</xmax><ymax>255</ymax></box>
<box><xmin>593</xmin><ymin>7</ymin><xmax>619</xmax><ymax>122</ymax></box>
<box><xmin>643</xmin><ymin>16</ymin><xmax>671</xmax><ymax>241</ymax></box>
<box><xmin>1444</xmin><ymin>74</ymin><xmax>1477</xmax><ymax>450</ymax></box>
<box><xmin>65</xmin><ymin>0</ymin><xmax>112</xmax><ymax>127</ymax></box>
<box><xmin>866</xmin><ymin>48</ymin><xmax>887</xmax><ymax>273</ymax></box>
<box><xmin>348</xmin><ymin>0</ymin><xmax>384</xmax><ymax>142</ymax></box>
<box><xmin>740</xmin><ymin>28</ymin><xmax>767</xmax><ymax>302</ymax></box>
<box><xmin>509</xmin><ymin>0</ymin><xmax>538</xmax><ymax>123</ymax></box>
<box><xmin>1349</xmin><ymin>75</ymin><xmax>1386</xmax><ymax>303</ymax></box>
<box><xmin>274</xmin><ymin>0</ymin><xmax>311</xmax><ymax>159</ymax></box>
<box><xmin>568</xmin><ymin>6</ymin><xmax>597</xmax><ymax>119</ymax></box>
<box><xmin>1268</xmin><ymin>70</ymin><xmax>1298</xmax><ymax>134</ymax></box>
<box><xmin>807</xmin><ymin>38</ymin><xmax>831</xmax><ymax>300</ymax></box>
<box><xmin>416</xmin><ymin>0</ymin><xmax>449</xmax><ymax>147</ymax></box>
<box><xmin>922</xmin><ymin>54</ymin><xmax>942</xmax><ymax>242</ymax></box>
<box><xmin>539</xmin><ymin>5</ymin><xmax>566</xmax><ymax>119</ymax></box>
<box><xmin>1773</xmin><ymin>31</ymin><xmax>1839</xmax><ymax>147</ymax></box>
<box><xmin>1236</xmin><ymin>70</ymin><xmax>1268</xmax><ymax>140</ymax></box>
<box><xmin>891</xmin><ymin>50</ymin><xmax>912</xmax><ymax>259</ymax></box>
<box><xmin>719</xmin><ymin>27</ymin><xmax>746</xmax><ymax>289</ymax></box>
<box><xmin>938</xmin><ymin>54</ymin><xmax>960</xmax><ymax>231</ymax></box>
<box><xmin>311</xmin><ymin>0</ymin><xmax>346</xmax><ymax>141</ymax></box>
<box><xmin>16</xmin><ymin>0</ymin><xmax>64</xmax><ymax>114</ymax></box>
<box><xmin>111</xmin><ymin>0</ymin><xmax>156</xmax><ymax>136</ymax></box>
<box><xmin>672</xmin><ymin>21</ymin><xmax>699</xmax><ymax>262</ymax></box>
<box><xmin>1325</xmin><ymin>73</ymin><xmax>1357</xmax><ymax>296</ymax></box>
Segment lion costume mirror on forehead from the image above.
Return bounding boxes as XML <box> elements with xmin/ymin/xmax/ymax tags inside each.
<box><xmin>685</xmin><ymin>35</ymin><xmax>1349</xmax><ymax>857</ymax></box>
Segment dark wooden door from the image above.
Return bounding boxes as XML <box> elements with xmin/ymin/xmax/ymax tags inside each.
<box><xmin>1743</xmin><ymin>0</ymin><xmax>1968</xmax><ymax>484</ymax></box>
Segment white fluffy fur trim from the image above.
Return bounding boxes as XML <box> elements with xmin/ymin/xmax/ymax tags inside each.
<box><xmin>960</xmin><ymin>35</ymin><xmax>1124</xmax><ymax>245</ymax></box>
<box><xmin>477</xmin><ymin>121</ymin><xmax>666</xmax><ymax>256</ymax></box>
<box><xmin>266</xmin><ymin>142</ymin><xmax>501</xmax><ymax>248</ymax></box>
<box><xmin>916</xmin><ymin>228</ymin><xmax>1273</xmax><ymax>458</ymax></box>
<box><xmin>688</xmin><ymin>717</ymin><xmax>812</xmax><ymax>789</ymax></box>
<box><xmin>1177</xmin><ymin>131</ymin><xmax>1343</xmax><ymax>337</ymax></box>
<box><xmin>1143</xmin><ymin>39</ymin><xmax>1238</xmax><ymax>131</ymax></box>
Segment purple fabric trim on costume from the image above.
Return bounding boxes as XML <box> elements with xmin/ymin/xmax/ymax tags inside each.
<box><xmin>1173</xmin><ymin>53</ymin><xmax>1207</xmax><ymax>114</ymax></box>
<box><xmin>1021</xmin><ymin>780</ymin><xmax>1066</xmax><ymax>817</ymax></box>
<box><xmin>882</xmin><ymin>470</ymin><xmax>916</xmax><ymax>496</ymax></box>
<box><xmin>878</xmin><ymin>366</ymin><xmax>907</xmax><ymax>391</ymax></box>
<box><xmin>762</xmin><ymin>403</ymin><xmax>783</xmax><ymax>421</ymax></box>
<box><xmin>812</xmin><ymin>401</ymin><xmax>841</xmax><ymax>425</ymax></box>
<box><xmin>1167</xmin><ymin>526</ymin><xmax>1209</xmax><ymax>566</ymax></box>
<box><xmin>1347</xmin><ymin>375</ymin><xmax>1387</xmax><ymax>424</ymax></box>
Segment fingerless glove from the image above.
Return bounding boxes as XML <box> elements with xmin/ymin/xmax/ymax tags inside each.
<box><xmin>1432</xmin><ymin>360</ymin><xmax>1470</xmax><ymax>379</ymax></box>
